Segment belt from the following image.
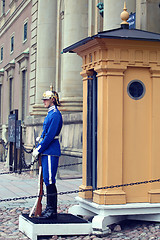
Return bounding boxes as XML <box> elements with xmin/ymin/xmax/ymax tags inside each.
<box><xmin>39</xmin><ymin>136</ymin><xmax>59</xmax><ymax>142</ymax></box>
<box><xmin>54</xmin><ymin>136</ymin><xmax>59</xmax><ymax>140</ymax></box>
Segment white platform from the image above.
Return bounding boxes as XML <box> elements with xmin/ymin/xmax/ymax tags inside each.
<box><xmin>19</xmin><ymin>213</ymin><xmax>92</xmax><ymax>240</ymax></box>
<box><xmin>19</xmin><ymin>198</ymin><xmax>160</xmax><ymax>238</ymax></box>
<box><xmin>68</xmin><ymin>197</ymin><xmax>160</xmax><ymax>234</ymax></box>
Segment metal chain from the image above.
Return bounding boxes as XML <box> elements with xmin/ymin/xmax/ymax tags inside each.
<box><xmin>2</xmin><ymin>142</ymin><xmax>159</xmax><ymax>203</ymax></box>
<box><xmin>22</xmin><ymin>144</ymin><xmax>33</xmax><ymax>154</ymax></box>
<box><xmin>0</xmin><ymin>162</ymin><xmax>82</xmax><ymax>175</ymax></box>
<box><xmin>21</xmin><ymin>145</ymin><xmax>39</xmax><ymax>169</ymax></box>
<box><xmin>0</xmin><ymin>139</ymin><xmax>82</xmax><ymax>171</ymax></box>
<box><xmin>0</xmin><ymin>139</ymin><xmax>8</xmax><ymax>150</ymax></box>
<box><xmin>0</xmin><ymin>178</ymin><xmax>160</xmax><ymax>203</ymax></box>
<box><xmin>22</xmin><ymin>154</ymin><xmax>38</xmax><ymax>169</ymax></box>
<box><xmin>59</xmin><ymin>162</ymin><xmax>82</xmax><ymax>168</ymax></box>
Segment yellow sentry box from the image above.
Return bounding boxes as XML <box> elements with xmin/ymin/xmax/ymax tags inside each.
<box><xmin>64</xmin><ymin>28</ymin><xmax>160</xmax><ymax>205</ymax></box>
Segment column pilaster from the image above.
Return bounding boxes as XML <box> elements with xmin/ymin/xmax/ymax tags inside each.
<box><xmin>33</xmin><ymin>0</ymin><xmax>57</xmax><ymax>115</ymax></box>
<box><xmin>149</xmin><ymin>68</ymin><xmax>160</xmax><ymax>203</ymax></box>
<box><xmin>60</xmin><ymin>0</ymin><xmax>88</xmax><ymax>112</ymax></box>
<box><xmin>79</xmin><ymin>70</ymin><xmax>93</xmax><ymax>199</ymax></box>
<box><xmin>93</xmin><ymin>66</ymin><xmax>126</xmax><ymax>205</ymax></box>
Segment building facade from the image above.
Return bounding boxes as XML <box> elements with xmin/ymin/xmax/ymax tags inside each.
<box><xmin>0</xmin><ymin>0</ymin><xmax>160</xmax><ymax>169</ymax></box>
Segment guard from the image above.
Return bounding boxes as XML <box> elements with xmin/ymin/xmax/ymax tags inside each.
<box><xmin>32</xmin><ymin>90</ymin><xmax>63</xmax><ymax>219</ymax></box>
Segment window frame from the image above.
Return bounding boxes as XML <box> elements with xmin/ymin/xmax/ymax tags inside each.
<box><xmin>0</xmin><ymin>45</ymin><xmax>3</xmax><ymax>62</ymax></box>
<box><xmin>0</xmin><ymin>84</ymin><xmax>2</xmax><ymax>123</ymax></box>
<box><xmin>1</xmin><ymin>0</ymin><xmax>5</xmax><ymax>16</ymax></box>
<box><xmin>21</xmin><ymin>70</ymin><xmax>26</xmax><ymax>121</ymax></box>
<box><xmin>9</xmin><ymin>77</ymin><xmax>13</xmax><ymax>112</ymax></box>
<box><xmin>23</xmin><ymin>19</ymin><xmax>28</xmax><ymax>43</ymax></box>
<box><xmin>10</xmin><ymin>33</ymin><xmax>14</xmax><ymax>54</ymax></box>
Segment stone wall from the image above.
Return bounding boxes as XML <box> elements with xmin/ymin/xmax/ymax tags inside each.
<box><xmin>24</xmin><ymin>112</ymin><xmax>82</xmax><ymax>173</ymax></box>
<box><xmin>60</xmin><ymin>112</ymin><xmax>82</xmax><ymax>173</ymax></box>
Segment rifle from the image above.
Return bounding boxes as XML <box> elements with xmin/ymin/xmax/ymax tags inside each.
<box><xmin>29</xmin><ymin>130</ymin><xmax>43</xmax><ymax>217</ymax></box>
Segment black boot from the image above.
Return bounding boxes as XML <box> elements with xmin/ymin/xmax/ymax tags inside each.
<box><xmin>40</xmin><ymin>183</ymin><xmax>57</xmax><ymax>219</ymax></box>
<box><xmin>41</xmin><ymin>187</ymin><xmax>50</xmax><ymax>216</ymax></box>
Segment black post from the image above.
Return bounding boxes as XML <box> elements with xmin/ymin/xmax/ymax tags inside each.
<box><xmin>13</xmin><ymin>110</ymin><xmax>18</xmax><ymax>172</ymax></box>
<box><xmin>19</xmin><ymin>125</ymin><xmax>22</xmax><ymax>174</ymax></box>
<box><xmin>8</xmin><ymin>111</ymin><xmax>16</xmax><ymax>171</ymax></box>
<box><xmin>16</xmin><ymin>120</ymin><xmax>22</xmax><ymax>173</ymax></box>
<box><xmin>9</xmin><ymin>142</ymin><xmax>13</xmax><ymax>171</ymax></box>
<box><xmin>8</xmin><ymin>109</ymin><xmax>18</xmax><ymax>172</ymax></box>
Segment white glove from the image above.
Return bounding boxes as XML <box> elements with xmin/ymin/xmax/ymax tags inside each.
<box><xmin>36</xmin><ymin>136</ymin><xmax>41</xmax><ymax>142</ymax></box>
<box><xmin>32</xmin><ymin>146</ymin><xmax>41</xmax><ymax>158</ymax></box>
<box><xmin>31</xmin><ymin>155</ymin><xmax>35</xmax><ymax>164</ymax></box>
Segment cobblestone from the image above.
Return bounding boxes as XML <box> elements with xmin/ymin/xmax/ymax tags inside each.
<box><xmin>1</xmin><ymin>204</ymin><xmax>160</xmax><ymax>239</ymax></box>
<box><xmin>1</xmin><ymin>162</ymin><xmax>160</xmax><ymax>239</ymax></box>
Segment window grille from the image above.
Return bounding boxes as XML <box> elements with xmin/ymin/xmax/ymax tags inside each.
<box><xmin>9</xmin><ymin>78</ymin><xmax>13</xmax><ymax>112</ymax></box>
<box><xmin>24</xmin><ymin>22</ymin><xmax>27</xmax><ymax>41</ymax></box>
<box><xmin>22</xmin><ymin>70</ymin><xmax>26</xmax><ymax>121</ymax></box>
<box><xmin>11</xmin><ymin>35</ymin><xmax>14</xmax><ymax>53</ymax></box>
<box><xmin>0</xmin><ymin>47</ymin><xmax>3</xmax><ymax>61</ymax></box>
<box><xmin>0</xmin><ymin>84</ymin><xmax>2</xmax><ymax>123</ymax></box>
<box><xmin>2</xmin><ymin>0</ymin><xmax>5</xmax><ymax>14</ymax></box>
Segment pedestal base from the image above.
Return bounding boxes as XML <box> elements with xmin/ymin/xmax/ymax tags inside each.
<box><xmin>69</xmin><ymin>197</ymin><xmax>160</xmax><ymax>235</ymax></box>
<box><xmin>19</xmin><ymin>213</ymin><xmax>92</xmax><ymax>240</ymax></box>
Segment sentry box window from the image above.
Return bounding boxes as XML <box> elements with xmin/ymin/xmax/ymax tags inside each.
<box><xmin>127</xmin><ymin>80</ymin><xmax>146</xmax><ymax>100</ymax></box>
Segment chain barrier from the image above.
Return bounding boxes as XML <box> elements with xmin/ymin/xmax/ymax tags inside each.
<box><xmin>2</xmin><ymin>141</ymin><xmax>159</xmax><ymax>204</ymax></box>
<box><xmin>0</xmin><ymin>139</ymin><xmax>82</xmax><ymax>172</ymax></box>
<box><xmin>0</xmin><ymin>162</ymin><xmax>82</xmax><ymax>175</ymax></box>
<box><xmin>21</xmin><ymin>147</ymin><xmax>38</xmax><ymax>170</ymax></box>
<box><xmin>22</xmin><ymin>144</ymin><xmax>33</xmax><ymax>154</ymax></box>
<box><xmin>0</xmin><ymin>178</ymin><xmax>160</xmax><ymax>203</ymax></box>
<box><xmin>21</xmin><ymin>144</ymin><xmax>37</xmax><ymax>169</ymax></box>
<box><xmin>0</xmin><ymin>139</ymin><xmax>8</xmax><ymax>150</ymax></box>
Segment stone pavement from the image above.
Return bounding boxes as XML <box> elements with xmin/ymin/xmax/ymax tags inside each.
<box><xmin>0</xmin><ymin>162</ymin><xmax>81</xmax><ymax>209</ymax></box>
<box><xmin>1</xmin><ymin>162</ymin><xmax>160</xmax><ymax>239</ymax></box>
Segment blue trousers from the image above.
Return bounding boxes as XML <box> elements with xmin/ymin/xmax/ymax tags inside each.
<box><xmin>41</xmin><ymin>155</ymin><xmax>59</xmax><ymax>186</ymax></box>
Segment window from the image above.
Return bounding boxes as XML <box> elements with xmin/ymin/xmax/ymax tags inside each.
<box><xmin>9</xmin><ymin>78</ymin><xmax>13</xmax><ymax>111</ymax></box>
<box><xmin>0</xmin><ymin>84</ymin><xmax>2</xmax><ymax>123</ymax></box>
<box><xmin>0</xmin><ymin>46</ymin><xmax>3</xmax><ymax>62</ymax></box>
<box><xmin>23</xmin><ymin>21</ymin><xmax>28</xmax><ymax>42</ymax></box>
<box><xmin>22</xmin><ymin>70</ymin><xmax>26</xmax><ymax>121</ymax></box>
<box><xmin>127</xmin><ymin>80</ymin><xmax>146</xmax><ymax>100</ymax></box>
<box><xmin>10</xmin><ymin>35</ymin><xmax>14</xmax><ymax>53</ymax></box>
<box><xmin>1</xmin><ymin>0</ymin><xmax>5</xmax><ymax>15</ymax></box>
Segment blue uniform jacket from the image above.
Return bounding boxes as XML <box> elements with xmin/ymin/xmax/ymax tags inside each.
<box><xmin>37</xmin><ymin>106</ymin><xmax>63</xmax><ymax>156</ymax></box>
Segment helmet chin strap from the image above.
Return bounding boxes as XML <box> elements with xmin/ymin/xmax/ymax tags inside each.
<box><xmin>48</xmin><ymin>100</ymin><xmax>54</xmax><ymax>108</ymax></box>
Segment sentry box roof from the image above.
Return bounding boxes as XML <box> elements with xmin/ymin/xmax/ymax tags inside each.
<box><xmin>63</xmin><ymin>28</ymin><xmax>160</xmax><ymax>54</ymax></box>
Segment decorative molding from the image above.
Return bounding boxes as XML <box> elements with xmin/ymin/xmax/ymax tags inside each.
<box><xmin>15</xmin><ymin>51</ymin><xmax>29</xmax><ymax>63</ymax></box>
<box><xmin>81</xmin><ymin>45</ymin><xmax>160</xmax><ymax>72</ymax></box>
<box><xmin>0</xmin><ymin>68</ymin><xmax>4</xmax><ymax>76</ymax></box>
<box><xmin>79</xmin><ymin>185</ymin><xmax>93</xmax><ymax>199</ymax></box>
<box><xmin>4</xmin><ymin>61</ymin><xmax>15</xmax><ymax>78</ymax></box>
<box><xmin>93</xmin><ymin>190</ymin><xmax>126</xmax><ymax>205</ymax></box>
<box><xmin>9</xmin><ymin>0</ymin><xmax>18</xmax><ymax>9</ymax></box>
<box><xmin>0</xmin><ymin>68</ymin><xmax>4</xmax><ymax>84</ymax></box>
<box><xmin>59</xmin><ymin>98</ymin><xmax>83</xmax><ymax>112</ymax></box>
<box><xmin>15</xmin><ymin>49</ymin><xmax>29</xmax><ymax>72</ymax></box>
<box><xmin>30</xmin><ymin>104</ymin><xmax>48</xmax><ymax>116</ymax></box>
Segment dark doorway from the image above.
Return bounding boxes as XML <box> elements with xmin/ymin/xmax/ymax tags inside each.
<box><xmin>87</xmin><ymin>71</ymin><xmax>97</xmax><ymax>189</ymax></box>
